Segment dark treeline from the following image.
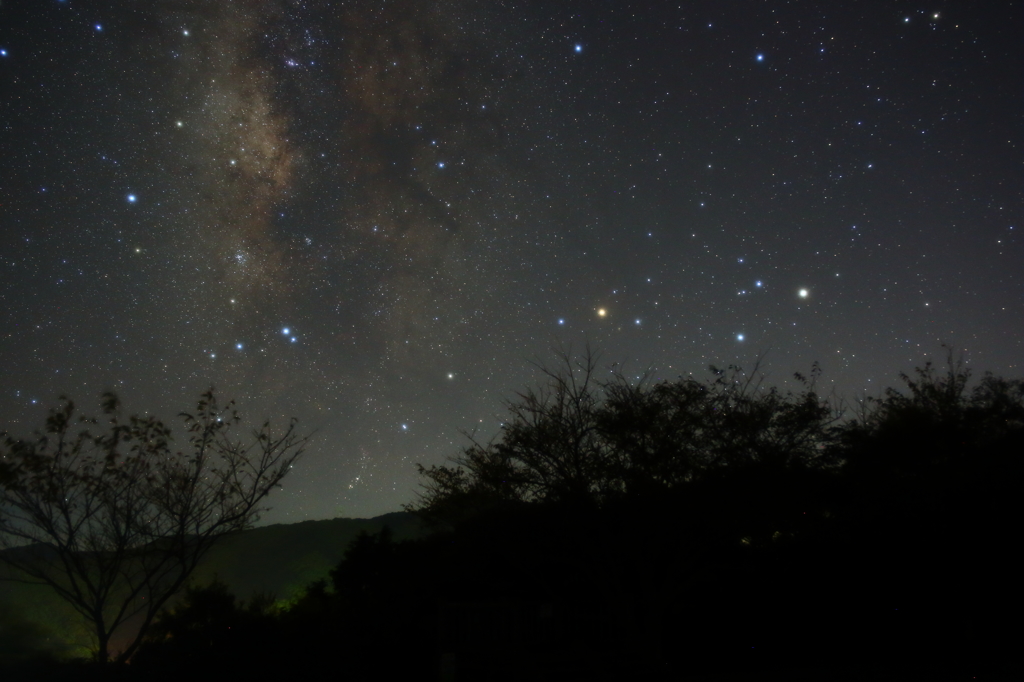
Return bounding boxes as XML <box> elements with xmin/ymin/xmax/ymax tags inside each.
<box><xmin>9</xmin><ymin>352</ymin><xmax>1024</xmax><ymax>680</ymax></box>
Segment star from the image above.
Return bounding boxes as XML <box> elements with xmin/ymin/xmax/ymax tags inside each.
<box><xmin>1</xmin><ymin>0</ymin><xmax>1019</xmax><ymax>529</ymax></box>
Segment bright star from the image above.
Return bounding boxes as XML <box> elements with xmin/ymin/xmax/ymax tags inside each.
<box><xmin>126</xmin><ymin>194</ymin><xmax>137</xmax><ymax>203</ymax></box>
<box><xmin>282</xmin><ymin>327</ymin><xmax>290</xmax><ymax>335</ymax></box>
<box><xmin>755</xmin><ymin>280</ymin><xmax>763</xmax><ymax>287</ymax></box>
<box><xmin>737</xmin><ymin>334</ymin><xmax>745</xmax><ymax>341</ymax></box>
<box><xmin>0</xmin><ymin>49</ymin><xmax>7</xmax><ymax>57</ymax></box>
<box><xmin>756</xmin><ymin>54</ymin><xmax>764</xmax><ymax>62</ymax></box>
<box><xmin>574</xmin><ymin>44</ymin><xmax>582</xmax><ymax>53</ymax></box>
<box><xmin>597</xmin><ymin>308</ymin><xmax>607</xmax><ymax>318</ymax></box>
<box><xmin>799</xmin><ymin>289</ymin><xmax>809</xmax><ymax>298</ymax></box>
<box><xmin>437</xmin><ymin>162</ymin><xmax>445</xmax><ymax>168</ymax></box>
<box><xmin>95</xmin><ymin>24</ymin><xmax>103</xmax><ymax>32</ymax></box>
<box><xmin>236</xmin><ymin>343</ymin><xmax>243</xmax><ymax>350</ymax></box>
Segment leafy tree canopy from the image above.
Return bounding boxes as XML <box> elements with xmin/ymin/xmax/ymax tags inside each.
<box><xmin>409</xmin><ymin>350</ymin><xmax>842</xmax><ymax>526</ymax></box>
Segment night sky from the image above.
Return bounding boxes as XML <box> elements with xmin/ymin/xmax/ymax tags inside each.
<box><xmin>1</xmin><ymin>1</ymin><xmax>1020</xmax><ymax>521</ymax></box>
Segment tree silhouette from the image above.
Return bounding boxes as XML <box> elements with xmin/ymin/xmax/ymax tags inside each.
<box><xmin>131</xmin><ymin>579</ymin><xmax>278</xmax><ymax>675</ymax></box>
<box><xmin>843</xmin><ymin>348</ymin><xmax>1024</xmax><ymax>479</ymax></box>
<box><xmin>410</xmin><ymin>349</ymin><xmax>841</xmax><ymax>525</ymax></box>
<box><xmin>0</xmin><ymin>390</ymin><xmax>306</xmax><ymax>664</ymax></box>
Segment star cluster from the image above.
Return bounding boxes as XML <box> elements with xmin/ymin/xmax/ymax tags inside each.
<box><xmin>0</xmin><ymin>1</ymin><xmax>1020</xmax><ymax>520</ymax></box>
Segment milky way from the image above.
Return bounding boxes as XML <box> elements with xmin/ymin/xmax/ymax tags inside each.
<box><xmin>1</xmin><ymin>1</ymin><xmax>1020</xmax><ymax>519</ymax></box>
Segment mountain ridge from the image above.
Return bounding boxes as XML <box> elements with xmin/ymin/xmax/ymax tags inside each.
<box><xmin>0</xmin><ymin>511</ymin><xmax>423</xmax><ymax>659</ymax></box>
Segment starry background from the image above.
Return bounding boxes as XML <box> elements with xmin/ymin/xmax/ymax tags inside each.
<box><xmin>0</xmin><ymin>0</ymin><xmax>1020</xmax><ymax>521</ymax></box>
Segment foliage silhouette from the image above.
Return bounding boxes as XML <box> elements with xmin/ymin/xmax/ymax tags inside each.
<box><xmin>131</xmin><ymin>579</ymin><xmax>278</xmax><ymax>675</ymax></box>
<box><xmin>409</xmin><ymin>349</ymin><xmax>841</xmax><ymax>526</ymax></box>
<box><xmin>395</xmin><ymin>349</ymin><xmax>1021</xmax><ymax>679</ymax></box>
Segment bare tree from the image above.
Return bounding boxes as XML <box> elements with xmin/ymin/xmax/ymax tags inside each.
<box><xmin>0</xmin><ymin>390</ymin><xmax>307</xmax><ymax>664</ymax></box>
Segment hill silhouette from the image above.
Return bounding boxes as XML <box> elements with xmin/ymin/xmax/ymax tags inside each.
<box><xmin>0</xmin><ymin>511</ymin><xmax>424</xmax><ymax>661</ymax></box>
